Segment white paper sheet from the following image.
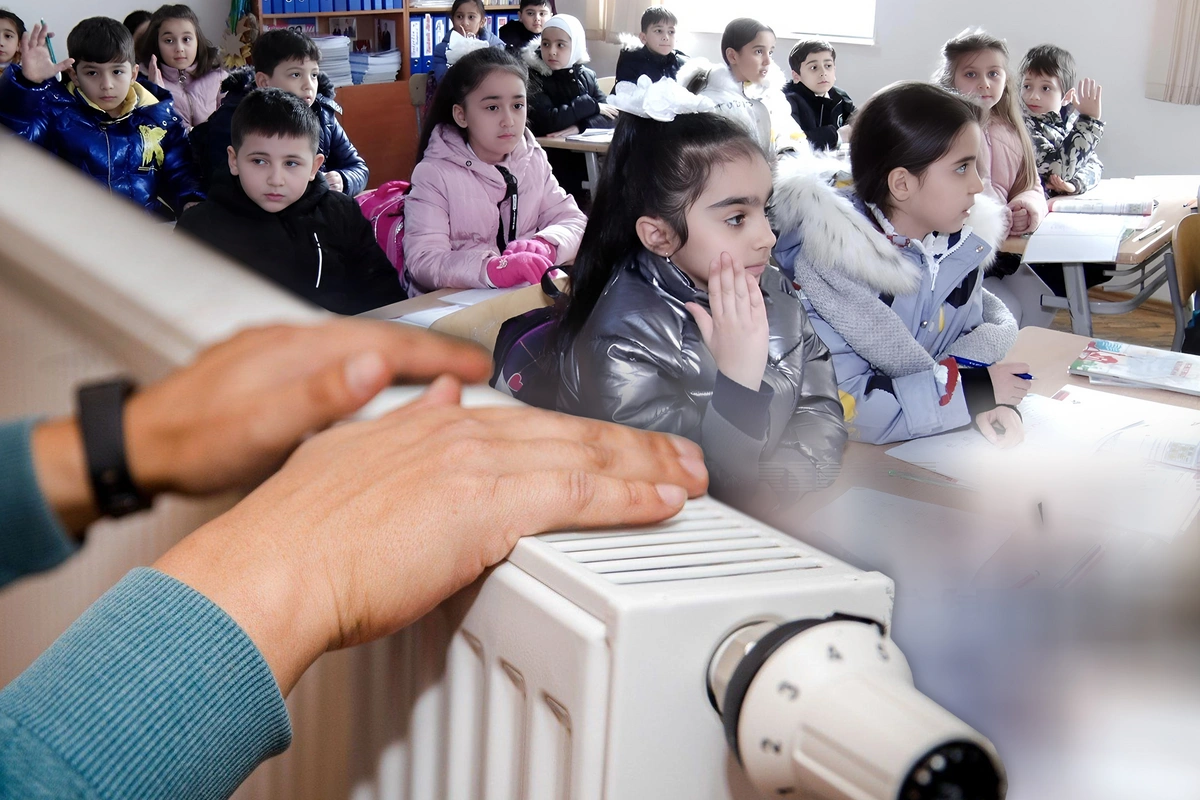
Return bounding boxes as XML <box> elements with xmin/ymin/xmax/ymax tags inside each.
<box><xmin>438</xmin><ymin>286</ymin><xmax>523</xmax><ymax>307</ymax></box>
<box><xmin>391</xmin><ymin>305</ymin><xmax>461</xmax><ymax>328</ymax></box>
<box><xmin>1021</xmin><ymin>213</ymin><xmax>1149</xmax><ymax>264</ymax></box>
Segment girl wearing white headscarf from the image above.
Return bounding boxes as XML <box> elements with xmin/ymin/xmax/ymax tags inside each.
<box><xmin>522</xmin><ymin>13</ymin><xmax>618</xmax><ymax>204</ymax></box>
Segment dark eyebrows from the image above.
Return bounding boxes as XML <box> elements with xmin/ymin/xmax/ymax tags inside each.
<box><xmin>709</xmin><ymin>195</ymin><xmax>762</xmax><ymax>209</ymax></box>
<box><xmin>479</xmin><ymin>94</ymin><xmax>526</xmax><ymax>102</ymax></box>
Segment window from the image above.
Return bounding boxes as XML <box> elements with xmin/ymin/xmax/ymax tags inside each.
<box><xmin>677</xmin><ymin>0</ymin><xmax>876</xmax><ymax>45</ymax></box>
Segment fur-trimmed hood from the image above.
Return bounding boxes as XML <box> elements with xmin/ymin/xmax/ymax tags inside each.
<box><xmin>771</xmin><ymin>155</ymin><xmax>1008</xmax><ymax>296</ymax></box>
<box><xmin>520</xmin><ymin>35</ymin><xmax>591</xmax><ymax>77</ymax></box>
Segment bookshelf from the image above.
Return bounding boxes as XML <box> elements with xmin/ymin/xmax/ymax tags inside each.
<box><xmin>250</xmin><ymin>1</ymin><xmax>520</xmax><ymax>184</ymax></box>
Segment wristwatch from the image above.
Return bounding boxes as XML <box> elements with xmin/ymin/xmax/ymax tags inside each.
<box><xmin>77</xmin><ymin>378</ymin><xmax>151</xmax><ymax>518</ymax></box>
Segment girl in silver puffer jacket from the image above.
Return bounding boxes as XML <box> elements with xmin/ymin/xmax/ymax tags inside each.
<box><xmin>555</xmin><ymin>107</ymin><xmax>846</xmax><ymax>513</ymax></box>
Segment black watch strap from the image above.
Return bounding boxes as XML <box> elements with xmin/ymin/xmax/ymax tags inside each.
<box><xmin>77</xmin><ymin>378</ymin><xmax>151</xmax><ymax>518</ymax></box>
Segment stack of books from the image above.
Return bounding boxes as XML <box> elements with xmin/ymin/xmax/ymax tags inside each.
<box><xmin>313</xmin><ymin>35</ymin><xmax>353</xmax><ymax>88</ymax></box>
<box><xmin>350</xmin><ymin>49</ymin><xmax>402</xmax><ymax>84</ymax></box>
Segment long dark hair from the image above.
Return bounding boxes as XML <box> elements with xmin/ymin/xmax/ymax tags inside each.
<box><xmin>849</xmin><ymin>81</ymin><xmax>983</xmax><ymax>216</ymax></box>
<box><xmin>558</xmin><ymin>112</ymin><xmax>765</xmax><ymax>343</ymax></box>
<box><xmin>137</xmin><ymin>4</ymin><xmax>222</xmax><ymax>78</ymax></box>
<box><xmin>417</xmin><ymin>47</ymin><xmax>528</xmax><ymax>162</ymax></box>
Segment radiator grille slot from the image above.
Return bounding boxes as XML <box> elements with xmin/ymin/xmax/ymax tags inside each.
<box><xmin>541</xmin><ymin>505</ymin><xmax>824</xmax><ymax>584</ymax></box>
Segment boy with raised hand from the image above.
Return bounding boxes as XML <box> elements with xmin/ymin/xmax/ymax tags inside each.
<box><xmin>193</xmin><ymin>29</ymin><xmax>368</xmax><ymax>195</ymax></box>
<box><xmin>783</xmin><ymin>38</ymin><xmax>855</xmax><ymax>151</ymax></box>
<box><xmin>178</xmin><ymin>88</ymin><xmax>403</xmax><ymax>314</ymax></box>
<box><xmin>615</xmin><ymin>6</ymin><xmax>688</xmax><ymax>85</ymax></box>
<box><xmin>499</xmin><ymin>0</ymin><xmax>550</xmax><ymax>54</ymax></box>
<box><xmin>1020</xmin><ymin>44</ymin><xmax>1105</xmax><ymax>197</ymax></box>
<box><xmin>0</xmin><ymin>19</ymin><xmax>202</xmax><ymax>219</ymax></box>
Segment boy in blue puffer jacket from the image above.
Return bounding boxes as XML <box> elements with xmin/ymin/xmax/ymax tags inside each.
<box><xmin>192</xmin><ymin>29</ymin><xmax>369</xmax><ymax>196</ymax></box>
<box><xmin>0</xmin><ymin>18</ymin><xmax>203</xmax><ymax>219</ymax></box>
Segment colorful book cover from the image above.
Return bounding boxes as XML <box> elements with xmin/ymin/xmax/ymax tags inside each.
<box><xmin>409</xmin><ymin>17</ymin><xmax>423</xmax><ymax>72</ymax></box>
<box><xmin>1069</xmin><ymin>339</ymin><xmax>1200</xmax><ymax>397</ymax></box>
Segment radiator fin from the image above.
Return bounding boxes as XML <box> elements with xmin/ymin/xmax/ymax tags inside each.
<box><xmin>541</xmin><ymin>503</ymin><xmax>826</xmax><ymax>584</ymax></box>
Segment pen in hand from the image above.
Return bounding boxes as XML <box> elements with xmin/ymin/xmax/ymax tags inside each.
<box><xmin>953</xmin><ymin>356</ymin><xmax>1035</xmax><ymax>381</ymax></box>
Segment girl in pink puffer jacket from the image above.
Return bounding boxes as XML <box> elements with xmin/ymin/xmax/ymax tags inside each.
<box><xmin>137</xmin><ymin>4</ymin><xmax>226</xmax><ymax>130</ymax></box>
<box><xmin>403</xmin><ymin>47</ymin><xmax>586</xmax><ymax>295</ymax></box>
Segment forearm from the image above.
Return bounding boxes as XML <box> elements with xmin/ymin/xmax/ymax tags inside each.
<box><xmin>30</xmin><ymin>417</ymin><xmax>97</xmax><ymax>535</ymax></box>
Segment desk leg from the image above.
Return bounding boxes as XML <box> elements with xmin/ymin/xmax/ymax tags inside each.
<box><xmin>585</xmin><ymin>153</ymin><xmax>600</xmax><ymax>192</ymax></box>
<box><xmin>1063</xmin><ymin>261</ymin><xmax>1093</xmax><ymax>336</ymax></box>
<box><xmin>1166</xmin><ymin>247</ymin><xmax>1186</xmax><ymax>352</ymax></box>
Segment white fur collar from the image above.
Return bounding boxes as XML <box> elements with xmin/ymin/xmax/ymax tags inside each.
<box><xmin>771</xmin><ymin>154</ymin><xmax>1008</xmax><ymax>296</ymax></box>
<box><xmin>618</xmin><ymin>32</ymin><xmax>641</xmax><ymax>51</ymax></box>
<box><xmin>520</xmin><ymin>35</ymin><xmax>589</xmax><ymax>77</ymax></box>
<box><xmin>703</xmin><ymin>61</ymin><xmax>788</xmax><ymax>98</ymax></box>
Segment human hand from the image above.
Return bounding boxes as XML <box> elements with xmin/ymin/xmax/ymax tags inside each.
<box><xmin>145</xmin><ymin>54</ymin><xmax>164</xmax><ymax>87</ymax></box>
<box><xmin>123</xmin><ymin>320</ymin><xmax>492</xmax><ymax>497</ymax></box>
<box><xmin>153</xmin><ymin>375</ymin><xmax>709</xmax><ymax>694</ymax></box>
<box><xmin>17</xmin><ymin>23</ymin><xmax>73</xmax><ymax>84</ymax></box>
<box><xmin>546</xmin><ymin>125</ymin><xmax>581</xmax><ymax>138</ymax></box>
<box><xmin>976</xmin><ymin>405</ymin><xmax>1025</xmax><ymax>448</ymax></box>
<box><xmin>1047</xmin><ymin>174</ymin><xmax>1077</xmax><ymax>195</ymax></box>
<box><xmin>1065</xmin><ymin>78</ymin><xmax>1102</xmax><ymax>119</ymax></box>
<box><xmin>988</xmin><ymin>362</ymin><xmax>1032</xmax><ymax>405</ymax></box>
<box><xmin>1007</xmin><ymin>198</ymin><xmax>1040</xmax><ymax>235</ymax></box>
<box><xmin>451</xmin><ymin>23</ymin><xmax>477</xmax><ymax>37</ymax></box>
<box><xmin>486</xmin><ymin>251</ymin><xmax>553</xmax><ymax>287</ymax></box>
<box><xmin>598</xmin><ymin>103</ymin><xmax>619</xmax><ymax>119</ymax></box>
<box><xmin>325</xmin><ymin>170</ymin><xmax>345</xmax><ymax>193</ymax></box>
<box><xmin>503</xmin><ymin>238</ymin><xmax>556</xmax><ymax>262</ymax></box>
<box><xmin>685</xmin><ymin>252</ymin><xmax>769</xmax><ymax>391</ymax></box>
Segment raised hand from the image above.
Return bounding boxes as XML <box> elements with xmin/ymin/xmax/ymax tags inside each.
<box><xmin>145</xmin><ymin>54</ymin><xmax>164</xmax><ymax>87</ymax></box>
<box><xmin>17</xmin><ymin>22</ymin><xmax>73</xmax><ymax>84</ymax></box>
<box><xmin>1070</xmin><ymin>78</ymin><xmax>1102</xmax><ymax>119</ymax></box>
<box><xmin>685</xmin><ymin>252</ymin><xmax>769</xmax><ymax>391</ymax></box>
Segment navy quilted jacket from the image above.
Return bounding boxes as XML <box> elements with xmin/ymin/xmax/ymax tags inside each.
<box><xmin>193</xmin><ymin>68</ymin><xmax>369</xmax><ymax>196</ymax></box>
<box><xmin>0</xmin><ymin>64</ymin><xmax>203</xmax><ymax>218</ymax></box>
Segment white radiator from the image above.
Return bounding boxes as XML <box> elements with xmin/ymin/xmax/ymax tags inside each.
<box><xmin>1</xmin><ymin>136</ymin><xmax>1004</xmax><ymax>800</ymax></box>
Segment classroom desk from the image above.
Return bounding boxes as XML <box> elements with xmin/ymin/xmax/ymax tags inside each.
<box><xmin>1001</xmin><ymin>196</ymin><xmax>1195</xmax><ymax>339</ymax></box>
<box><xmin>789</xmin><ymin>325</ymin><xmax>1200</xmax><ymax>524</ymax></box>
<box><xmin>535</xmin><ymin>136</ymin><xmax>609</xmax><ymax>191</ymax></box>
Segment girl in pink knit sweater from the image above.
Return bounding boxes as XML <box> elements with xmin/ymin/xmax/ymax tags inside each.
<box><xmin>936</xmin><ymin>29</ymin><xmax>1046</xmax><ymax>238</ymax></box>
<box><xmin>137</xmin><ymin>4</ymin><xmax>226</xmax><ymax>130</ymax></box>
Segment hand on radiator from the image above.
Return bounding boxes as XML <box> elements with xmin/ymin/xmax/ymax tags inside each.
<box><xmin>32</xmin><ymin>319</ymin><xmax>494</xmax><ymax>533</ymax></box>
<box><xmin>154</xmin><ymin>374</ymin><xmax>710</xmax><ymax>694</ymax></box>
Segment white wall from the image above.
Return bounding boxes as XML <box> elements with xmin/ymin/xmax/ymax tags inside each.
<box><xmin>573</xmin><ymin>0</ymin><xmax>1200</xmax><ymax>179</ymax></box>
<box><xmin>2</xmin><ymin>0</ymin><xmax>229</xmax><ymax>59</ymax></box>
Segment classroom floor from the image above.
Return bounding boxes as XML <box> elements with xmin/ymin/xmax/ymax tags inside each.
<box><xmin>1047</xmin><ymin>289</ymin><xmax>1177</xmax><ymax>348</ymax></box>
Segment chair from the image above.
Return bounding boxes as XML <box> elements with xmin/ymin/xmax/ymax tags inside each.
<box><xmin>598</xmin><ymin>75</ymin><xmax>617</xmax><ymax>95</ymax></box>
<box><xmin>409</xmin><ymin>72</ymin><xmax>429</xmax><ymax>134</ymax></box>
<box><xmin>1169</xmin><ymin>213</ymin><xmax>1200</xmax><ymax>351</ymax></box>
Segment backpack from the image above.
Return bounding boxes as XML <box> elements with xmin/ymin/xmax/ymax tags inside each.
<box><xmin>490</xmin><ymin>271</ymin><xmax>564</xmax><ymax>410</ymax></box>
<box><xmin>356</xmin><ymin>180</ymin><xmax>410</xmax><ymax>278</ymax></box>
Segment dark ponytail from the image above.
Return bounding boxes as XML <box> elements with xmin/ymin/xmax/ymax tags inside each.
<box><xmin>417</xmin><ymin>47</ymin><xmax>528</xmax><ymax>162</ymax></box>
<box><xmin>558</xmin><ymin>112</ymin><xmax>765</xmax><ymax>344</ymax></box>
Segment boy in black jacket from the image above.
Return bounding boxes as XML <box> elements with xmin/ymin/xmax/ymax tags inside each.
<box><xmin>783</xmin><ymin>39</ymin><xmax>856</xmax><ymax>151</ymax></box>
<box><xmin>615</xmin><ymin>7</ymin><xmax>687</xmax><ymax>85</ymax></box>
<box><xmin>499</xmin><ymin>0</ymin><xmax>550</xmax><ymax>54</ymax></box>
<box><xmin>178</xmin><ymin>88</ymin><xmax>404</xmax><ymax>315</ymax></box>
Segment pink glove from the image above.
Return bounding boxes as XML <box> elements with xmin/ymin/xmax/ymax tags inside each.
<box><xmin>486</xmin><ymin>251</ymin><xmax>554</xmax><ymax>288</ymax></box>
<box><xmin>503</xmin><ymin>238</ymin><xmax>557</xmax><ymax>263</ymax></box>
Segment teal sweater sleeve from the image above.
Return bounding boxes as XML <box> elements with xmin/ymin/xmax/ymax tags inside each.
<box><xmin>0</xmin><ymin>568</ymin><xmax>293</xmax><ymax>799</ymax></box>
<box><xmin>0</xmin><ymin>418</ymin><xmax>77</xmax><ymax>589</ymax></box>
